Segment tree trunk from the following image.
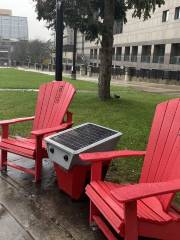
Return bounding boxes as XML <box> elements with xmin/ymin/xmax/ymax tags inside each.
<box><xmin>98</xmin><ymin>0</ymin><xmax>115</xmax><ymax>100</ymax></box>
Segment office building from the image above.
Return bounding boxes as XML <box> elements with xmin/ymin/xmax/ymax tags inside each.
<box><xmin>86</xmin><ymin>0</ymin><xmax>180</xmax><ymax>82</ymax></box>
<box><xmin>0</xmin><ymin>9</ymin><xmax>28</xmax><ymax>66</ymax></box>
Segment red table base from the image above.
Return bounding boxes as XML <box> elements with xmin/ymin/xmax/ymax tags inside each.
<box><xmin>54</xmin><ymin>163</ymin><xmax>91</xmax><ymax>200</ymax></box>
<box><xmin>54</xmin><ymin>162</ymin><xmax>110</xmax><ymax>200</ymax></box>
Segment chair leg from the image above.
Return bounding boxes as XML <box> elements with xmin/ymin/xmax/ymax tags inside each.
<box><xmin>124</xmin><ymin>201</ymin><xmax>138</xmax><ymax>240</ymax></box>
<box><xmin>34</xmin><ymin>153</ymin><xmax>42</xmax><ymax>183</ymax></box>
<box><xmin>90</xmin><ymin>200</ymin><xmax>99</xmax><ymax>226</ymax></box>
<box><xmin>0</xmin><ymin>150</ymin><xmax>7</xmax><ymax>171</ymax></box>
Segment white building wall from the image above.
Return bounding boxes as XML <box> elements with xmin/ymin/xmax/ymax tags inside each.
<box><xmin>83</xmin><ymin>0</ymin><xmax>180</xmax><ymax>71</ymax></box>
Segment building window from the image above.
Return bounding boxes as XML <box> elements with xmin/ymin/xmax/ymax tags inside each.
<box><xmin>141</xmin><ymin>45</ymin><xmax>151</xmax><ymax>63</ymax></box>
<box><xmin>175</xmin><ymin>7</ymin><xmax>180</xmax><ymax>20</ymax></box>
<box><xmin>124</xmin><ymin>47</ymin><xmax>130</xmax><ymax>61</ymax></box>
<box><xmin>94</xmin><ymin>49</ymin><xmax>97</xmax><ymax>59</ymax></box>
<box><xmin>131</xmin><ymin>46</ymin><xmax>138</xmax><ymax>62</ymax></box>
<box><xmin>162</xmin><ymin>10</ymin><xmax>169</xmax><ymax>22</ymax></box>
<box><xmin>90</xmin><ymin>49</ymin><xmax>93</xmax><ymax>59</ymax></box>
<box><xmin>112</xmin><ymin>48</ymin><xmax>115</xmax><ymax>60</ymax></box>
<box><xmin>170</xmin><ymin>43</ymin><xmax>180</xmax><ymax>65</ymax></box>
<box><xmin>153</xmin><ymin>44</ymin><xmax>165</xmax><ymax>64</ymax></box>
<box><xmin>113</xmin><ymin>21</ymin><xmax>123</xmax><ymax>35</ymax></box>
<box><xmin>116</xmin><ymin>47</ymin><xmax>122</xmax><ymax>61</ymax></box>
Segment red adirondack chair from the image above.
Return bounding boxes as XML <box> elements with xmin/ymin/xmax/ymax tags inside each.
<box><xmin>0</xmin><ymin>81</ymin><xmax>76</xmax><ymax>182</ymax></box>
<box><xmin>80</xmin><ymin>98</ymin><xmax>180</xmax><ymax>240</ymax></box>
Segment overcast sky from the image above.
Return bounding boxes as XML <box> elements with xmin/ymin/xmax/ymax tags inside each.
<box><xmin>0</xmin><ymin>0</ymin><xmax>53</xmax><ymax>41</ymax></box>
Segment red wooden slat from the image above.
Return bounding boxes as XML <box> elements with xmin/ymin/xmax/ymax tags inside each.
<box><xmin>140</xmin><ymin>101</ymin><xmax>168</xmax><ymax>182</ymax></box>
<box><xmin>86</xmin><ymin>185</ymin><xmax>122</xmax><ymax>233</ymax></box>
<box><xmin>140</xmin><ymin>198</ymin><xmax>172</xmax><ymax>222</ymax></box>
<box><xmin>93</xmin><ymin>215</ymin><xmax>118</xmax><ymax>240</ymax></box>
<box><xmin>52</xmin><ymin>85</ymin><xmax>75</xmax><ymax>127</ymax></box>
<box><xmin>159</xmin><ymin>137</ymin><xmax>180</xmax><ymax>210</ymax></box>
<box><xmin>49</xmin><ymin>82</ymin><xmax>74</xmax><ymax>127</ymax></box>
<box><xmin>48</xmin><ymin>82</ymin><xmax>69</xmax><ymax>127</ymax></box>
<box><xmin>140</xmin><ymin>98</ymin><xmax>180</xmax><ymax>210</ymax></box>
<box><xmin>112</xmin><ymin>180</ymin><xmax>180</xmax><ymax>206</ymax></box>
<box><xmin>104</xmin><ymin>182</ymin><xmax>170</xmax><ymax>222</ymax></box>
<box><xmin>32</xmin><ymin>81</ymin><xmax>75</xmax><ymax>131</ymax></box>
<box><xmin>80</xmin><ymin>150</ymin><xmax>146</xmax><ymax>162</ymax></box>
<box><xmin>39</xmin><ymin>82</ymin><xmax>59</xmax><ymax>129</ymax></box>
<box><xmin>33</xmin><ymin>83</ymin><xmax>47</xmax><ymax>130</ymax></box>
<box><xmin>147</xmin><ymin>99</ymin><xmax>179</xmax><ymax>182</ymax></box>
<box><xmin>155</xmin><ymin>101</ymin><xmax>180</xmax><ymax>182</ymax></box>
<box><xmin>16</xmin><ymin>137</ymin><xmax>46</xmax><ymax>149</ymax></box>
<box><xmin>0</xmin><ymin>141</ymin><xmax>34</xmax><ymax>158</ymax></box>
<box><xmin>6</xmin><ymin>161</ymin><xmax>35</xmax><ymax>176</ymax></box>
<box><xmin>92</xmin><ymin>181</ymin><xmax>169</xmax><ymax>223</ymax></box>
<box><xmin>48</xmin><ymin>82</ymin><xmax>70</xmax><ymax>127</ymax></box>
<box><xmin>38</xmin><ymin>82</ymin><xmax>54</xmax><ymax>129</ymax></box>
<box><xmin>43</xmin><ymin>81</ymin><xmax>66</xmax><ymax>128</ymax></box>
<box><xmin>0</xmin><ymin>116</ymin><xmax>34</xmax><ymax>125</ymax></box>
<box><xmin>102</xmin><ymin>182</ymin><xmax>153</xmax><ymax>221</ymax></box>
<box><xmin>2</xmin><ymin>138</ymin><xmax>35</xmax><ymax>150</ymax></box>
<box><xmin>103</xmin><ymin>182</ymin><xmax>162</xmax><ymax>222</ymax></box>
<box><xmin>92</xmin><ymin>181</ymin><xmax>124</xmax><ymax>218</ymax></box>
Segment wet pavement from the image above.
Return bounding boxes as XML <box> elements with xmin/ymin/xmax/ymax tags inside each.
<box><xmin>0</xmin><ymin>154</ymin><xmax>106</xmax><ymax>240</ymax></box>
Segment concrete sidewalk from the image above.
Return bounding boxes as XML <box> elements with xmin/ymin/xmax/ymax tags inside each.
<box><xmin>17</xmin><ymin>67</ymin><xmax>180</xmax><ymax>95</ymax></box>
<box><xmin>0</xmin><ymin>154</ymin><xmax>105</xmax><ymax>240</ymax></box>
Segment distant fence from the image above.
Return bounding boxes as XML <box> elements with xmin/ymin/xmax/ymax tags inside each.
<box><xmin>15</xmin><ymin>62</ymin><xmax>180</xmax><ymax>83</ymax></box>
<box><xmin>130</xmin><ymin>68</ymin><xmax>180</xmax><ymax>81</ymax></box>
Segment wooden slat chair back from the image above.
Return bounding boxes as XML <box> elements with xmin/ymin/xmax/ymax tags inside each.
<box><xmin>0</xmin><ymin>81</ymin><xmax>76</xmax><ymax>182</ymax></box>
<box><xmin>32</xmin><ymin>81</ymin><xmax>75</xmax><ymax>131</ymax></box>
<box><xmin>140</xmin><ymin>98</ymin><xmax>180</xmax><ymax>210</ymax></box>
<box><xmin>79</xmin><ymin>98</ymin><xmax>180</xmax><ymax>240</ymax></box>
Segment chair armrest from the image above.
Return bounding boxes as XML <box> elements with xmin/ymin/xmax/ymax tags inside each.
<box><xmin>79</xmin><ymin>150</ymin><xmax>146</xmax><ymax>162</ymax></box>
<box><xmin>31</xmin><ymin>122</ymin><xmax>72</xmax><ymax>137</ymax></box>
<box><xmin>111</xmin><ymin>179</ymin><xmax>180</xmax><ymax>203</ymax></box>
<box><xmin>0</xmin><ymin>116</ymin><xmax>35</xmax><ymax>125</ymax></box>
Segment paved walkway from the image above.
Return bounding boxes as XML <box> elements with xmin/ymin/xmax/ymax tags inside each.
<box><xmin>0</xmin><ymin>153</ymin><xmax>105</xmax><ymax>240</ymax></box>
<box><xmin>17</xmin><ymin>67</ymin><xmax>180</xmax><ymax>95</ymax></box>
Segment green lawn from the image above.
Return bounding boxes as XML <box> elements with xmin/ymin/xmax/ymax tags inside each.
<box><xmin>0</xmin><ymin>68</ymin><xmax>97</xmax><ymax>90</ymax></box>
<box><xmin>0</xmin><ymin>68</ymin><xmax>179</xmax><ymax>203</ymax></box>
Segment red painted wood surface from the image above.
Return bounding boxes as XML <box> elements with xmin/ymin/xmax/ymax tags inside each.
<box><xmin>54</xmin><ymin>163</ymin><xmax>90</xmax><ymax>200</ymax></box>
<box><xmin>32</xmin><ymin>81</ymin><xmax>75</xmax><ymax>130</ymax></box>
<box><xmin>140</xmin><ymin>98</ymin><xmax>180</xmax><ymax>210</ymax></box>
<box><xmin>93</xmin><ymin>215</ymin><xmax>118</xmax><ymax>240</ymax></box>
<box><xmin>0</xmin><ymin>116</ymin><xmax>35</xmax><ymax>125</ymax></box>
<box><xmin>111</xmin><ymin>179</ymin><xmax>180</xmax><ymax>202</ymax></box>
<box><xmin>84</xmin><ymin>98</ymin><xmax>180</xmax><ymax>240</ymax></box>
<box><xmin>0</xmin><ymin>81</ymin><xmax>76</xmax><ymax>182</ymax></box>
<box><xmin>80</xmin><ymin>150</ymin><xmax>146</xmax><ymax>162</ymax></box>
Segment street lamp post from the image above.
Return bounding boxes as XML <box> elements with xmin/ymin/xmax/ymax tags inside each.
<box><xmin>71</xmin><ymin>27</ymin><xmax>77</xmax><ymax>80</ymax></box>
<box><xmin>55</xmin><ymin>0</ymin><xmax>64</xmax><ymax>81</ymax></box>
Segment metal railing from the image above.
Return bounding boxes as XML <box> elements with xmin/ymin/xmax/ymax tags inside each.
<box><xmin>131</xmin><ymin>55</ymin><xmax>137</xmax><ymax>62</ymax></box>
<box><xmin>116</xmin><ymin>55</ymin><xmax>122</xmax><ymax>61</ymax></box>
<box><xmin>141</xmin><ymin>56</ymin><xmax>151</xmax><ymax>63</ymax></box>
<box><xmin>153</xmin><ymin>56</ymin><xmax>164</xmax><ymax>64</ymax></box>
<box><xmin>124</xmin><ymin>55</ymin><xmax>130</xmax><ymax>61</ymax></box>
<box><xmin>170</xmin><ymin>56</ymin><xmax>180</xmax><ymax>65</ymax></box>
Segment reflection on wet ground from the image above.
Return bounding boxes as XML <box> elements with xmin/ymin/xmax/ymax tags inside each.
<box><xmin>0</xmin><ymin>153</ymin><xmax>105</xmax><ymax>240</ymax></box>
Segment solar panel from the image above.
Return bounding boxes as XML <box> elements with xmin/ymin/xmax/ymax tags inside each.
<box><xmin>51</xmin><ymin>123</ymin><xmax>117</xmax><ymax>151</ymax></box>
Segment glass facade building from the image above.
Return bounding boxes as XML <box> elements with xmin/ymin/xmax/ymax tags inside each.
<box><xmin>0</xmin><ymin>10</ymin><xmax>28</xmax><ymax>66</ymax></box>
<box><xmin>0</xmin><ymin>16</ymin><xmax>28</xmax><ymax>41</ymax></box>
